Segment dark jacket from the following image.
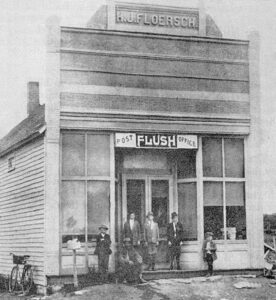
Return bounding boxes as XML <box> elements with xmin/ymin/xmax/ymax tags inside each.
<box><xmin>167</xmin><ymin>222</ymin><xmax>184</xmax><ymax>246</ymax></box>
<box><xmin>95</xmin><ymin>233</ymin><xmax>112</xmax><ymax>255</ymax></box>
<box><xmin>123</xmin><ymin>220</ymin><xmax>141</xmax><ymax>246</ymax></box>
<box><xmin>202</xmin><ymin>240</ymin><xmax>217</xmax><ymax>261</ymax></box>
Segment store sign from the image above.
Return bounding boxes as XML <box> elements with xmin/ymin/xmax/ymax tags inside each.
<box><xmin>115</xmin><ymin>133</ymin><xmax>197</xmax><ymax>149</ymax></box>
<box><xmin>115</xmin><ymin>5</ymin><xmax>199</xmax><ymax>30</ymax></box>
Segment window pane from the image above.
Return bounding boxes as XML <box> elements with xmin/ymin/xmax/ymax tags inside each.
<box><xmin>87</xmin><ymin>181</ymin><xmax>110</xmax><ymax>234</ymax></box>
<box><xmin>225</xmin><ymin>138</ymin><xmax>244</xmax><ymax>178</ymax></box>
<box><xmin>226</xmin><ymin>182</ymin><xmax>246</xmax><ymax>240</ymax></box>
<box><xmin>177</xmin><ymin>150</ymin><xmax>196</xmax><ymax>179</ymax></box>
<box><xmin>204</xmin><ymin>182</ymin><xmax>224</xmax><ymax>239</ymax></box>
<box><xmin>127</xmin><ymin>179</ymin><xmax>145</xmax><ymax>226</ymax></box>
<box><xmin>202</xmin><ymin>138</ymin><xmax>222</xmax><ymax>177</ymax></box>
<box><xmin>87</xmin><ymin>135</ymin><xmax>110</xmax><ymax>176</ymax></box>
<box><xmin>178</xmin><ymin>183</ymin><xmax>197</xmax><ymax>241</ymax></box>
<box><xmin>61</xmin><ymin>181</ymin><xmax>85</xmax><ymax>234</ymax></box>
<box><xmin>151</xmin><ymin>180</ymin><xmax>169</xmax><ymax>238</ymax></box>
<box><xmin>62</xmin><ymin>134</ymin><xmax>85</xmax><ymax>176</ymax></box>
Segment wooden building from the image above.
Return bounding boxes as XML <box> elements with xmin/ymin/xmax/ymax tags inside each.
<box><xmin>0</xmin><ymin>1</ymin><xmax>263</xmax><ymax>293</ymax></box>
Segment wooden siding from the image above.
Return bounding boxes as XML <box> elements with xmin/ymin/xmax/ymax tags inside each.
<box><xmin>60</xmin><ymin>28</ymin><xmax>250</xmax><ymax>126</ymax></box>
<box><xmin>61</xmin><ymin>29</ymin><xmax>249</xmax><ymax>61</ymax></box>
<box><xmin>0</xmin><ymin>137</ymin><xmax>45</xmax><ymax>287</ymax></box>
<box><xmin>61</xmin><ymin>93</ymin><xmax>250</xmax><ymax>116</ymax></box>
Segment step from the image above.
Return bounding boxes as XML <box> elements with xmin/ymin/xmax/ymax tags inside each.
<box><xmin>142</xmin><ymin>268</ymin><xmax>263</xmax><ymax>281</ymax></box>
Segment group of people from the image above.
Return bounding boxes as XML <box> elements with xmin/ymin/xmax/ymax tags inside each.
<box><xmin>94</xmin><ymin>211</ymin><xmax>217</xmax><ymax>284</ymax></box>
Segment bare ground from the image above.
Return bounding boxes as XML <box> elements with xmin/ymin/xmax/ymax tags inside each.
<box><xmin>1</xmin><ymin>275</ymin><xmax>276</xmax><ymax>300</ymax></box>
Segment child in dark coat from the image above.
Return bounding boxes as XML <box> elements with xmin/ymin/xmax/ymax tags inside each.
<box><xmin>94</xmin><ymin>224</ymin><xmax>112</xmax><ymax>283</ymax></box>
<box><xmin>202</xmin><ymin>232</ymin><xmax>217</xmax><ymax>276</ymax></box>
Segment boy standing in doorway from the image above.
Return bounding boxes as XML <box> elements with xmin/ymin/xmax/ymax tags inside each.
<box><xmin>144</xmin><ymin>212</ymin><xmax>159</xmax><ymax>271</ymax></box>
<box><xmin>202</xmin><ymin>232</ymin><xmax>217</xmax><ymax>276</ymax></box>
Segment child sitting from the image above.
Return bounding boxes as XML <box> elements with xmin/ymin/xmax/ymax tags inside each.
<box><xmin>202</xmin><ymin>232</ymin><xmax>217</xmax><ymax>276</ymax></box>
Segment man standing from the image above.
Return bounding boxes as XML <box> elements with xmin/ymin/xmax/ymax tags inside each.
<box><xmin>117</xmin><ymin>238</ymin><xmax>146</xmax><ymax>284</ymax></box>
<box><xmin>144</xmin><ymin>212</ymin><xmax>159</xmax><ymax>271</ymax></box>
<box><xmin>123</xmin><ymin>212</ymin><xmax>141</xmax><ymax>248</ymax></box>
<box><xmin>167</xmin><ymin>212</ymin><xmax>184</xmax><ymax>270</ymax></box>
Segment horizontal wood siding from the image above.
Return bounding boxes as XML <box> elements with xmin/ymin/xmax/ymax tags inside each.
<box><xmin>61</xmin><ymin>70</ymin><xmax>249</xmax><ymax>94</ymax></box>
<box><xmin>0</xmin><ymin>137</ymin><xmax>45</xmax><ymax>288</ymax></box>
<box><xmin>60</xmin><ymin>52</ymin><xmax>249</xmax><ymax>81</ymax></box>
<box><xmin>61</xmin><ymin>92</ymin><xmax>250</xmax><ymax>116</ymax></box>
<box><xmin>59</xmin><ymin>28</ymin><xmax>250</xmax><ymax>132</ymax></box>
<box><xmin>61</xmin><ymin>30</ymin><xmax>249</xmax><ymax>61</ymax></box>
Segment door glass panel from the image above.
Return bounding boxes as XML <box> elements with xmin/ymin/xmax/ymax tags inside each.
<box><xmin>126</xmin><ymin>179</ymin><xmax>145</xmax><ymax>225</ymax></box>
<box><xmin>151</xmin><ymin>180</ymin><xmax>169</xmax><ymax>238</ymax></box>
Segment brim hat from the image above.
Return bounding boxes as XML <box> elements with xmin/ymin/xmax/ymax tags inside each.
<box><xmin>205</xmin><ymin>232</ymin><xmax>213</xmax><ymax>237</ymax></box>
<box><xmin>171</xmin><ymin>212</ymin><xmax>178</xmax><ymax>219</ymax></box>
<box><xmin>147</xmin><ymin>211</ymin><xmax>153</xmax><ymax>217</ymax></box>
<box><xmin>99</xmin><ymin>224</ymin><xmax>108</xmax><ymax>230</ymax></box>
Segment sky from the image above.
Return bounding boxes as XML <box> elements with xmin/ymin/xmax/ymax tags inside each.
<box><xmin>0</xmin><ymin>0</ymin><xmax>276</xmax><ymax>213</ymax></box>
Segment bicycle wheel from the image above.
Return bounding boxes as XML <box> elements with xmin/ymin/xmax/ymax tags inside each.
<box><xmin>22</xmin><ymin>265</ymin><xmax>33</xmax><ymax>294</ymax></box>
<box><xmin>9</xmin><ymin>266</ymin><xmax>18</xmax><ymax>292</ymax></box>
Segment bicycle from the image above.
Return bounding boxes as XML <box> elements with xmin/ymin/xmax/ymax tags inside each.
<box><xmin>9</xmin><ymin>253</ymin><xmax>34</xmax><ymax>295</ymax></box>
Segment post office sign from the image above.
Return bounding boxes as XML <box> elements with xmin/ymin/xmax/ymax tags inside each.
<box><xmin>115</xmin><ymin>133</ymin><xmax>197</xmax><ymax>149</ymax></box>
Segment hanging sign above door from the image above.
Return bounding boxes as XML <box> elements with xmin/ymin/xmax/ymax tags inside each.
<box><xmin>115</xmin><ymin>133</ymin><xmax>197</xmax><ymax>149</ymax></box>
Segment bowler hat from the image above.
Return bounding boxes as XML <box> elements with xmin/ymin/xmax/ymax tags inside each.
<box><xmin>99</xmin><ymin>224</ymin><xmax>108</xmax><ymax>230</ymax></box>
<box><xmin>147</xmin><ymin>211</ymin><xmax>153</xmax><ymax>217</ymax></box>
<box><xmin>205</xmin><ymin>232</ymin><xmax>213</xmax><ymax>237</ymax></box>
<box><xmin>171</xmin><ymin>212</ymin><xmax>178</xmax><ymax>219</ymax></box>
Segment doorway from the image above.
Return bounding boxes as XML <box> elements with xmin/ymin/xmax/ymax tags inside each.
<box><xmin>122</xmin><ymin>174</ymin><xmax>173</xmax><ymax>267</ymax></box>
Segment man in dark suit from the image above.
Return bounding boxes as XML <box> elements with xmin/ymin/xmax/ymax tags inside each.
<box><xmin>167</xmin><ymin>212</ymin><xmax>184</xmax><ymax>270</ymax></box>
<box><xmin>123</xmin><ymin>212</ymin><xmax>141</xmax><ymax>248</ymax></box>
<box><xmin>94</xmin><ymin>224</ymin><xmax>112</xmax><ymax>283</ymax></box>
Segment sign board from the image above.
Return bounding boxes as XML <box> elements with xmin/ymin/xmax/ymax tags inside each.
<box><xmin>107</xmin><ymin>2</ymin><xmax>205</xmax><ymax>37</ymax></box>
<box><xmin>115</xmin><ymin>133</ymin><xmax>197</xmax><ymax>149</ymax></box>
<box><xmin>115</xmin><ymin>5</ymin><xmax>199</xmax><ymax>30</ymax></box>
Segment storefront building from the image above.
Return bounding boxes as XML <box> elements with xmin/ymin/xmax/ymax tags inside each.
<box><xmin>0</xmin><ymin>1</ymin><xmax>263</xmax><ymax>291</ymax></box>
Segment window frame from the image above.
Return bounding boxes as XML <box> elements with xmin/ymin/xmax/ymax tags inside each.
<box><xmin>8</xmin><ymin>155</ymin><xmax>15</xmax><ymax>172</ymax></box>
<box><xmin>60</xmin><ymin>132</ymin><xmax>111</xmax><ymax>248</ymax></box>
<box><xmin>202</xmin><ymin>136</ymin><xmax>246</xmax><ymax>242</ymax></box>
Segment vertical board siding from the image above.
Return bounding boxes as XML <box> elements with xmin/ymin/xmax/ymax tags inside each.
<box><xmin>0</xmin><ymin>137</ymin><xmax>45</xmax><ymax>288</ymax></box>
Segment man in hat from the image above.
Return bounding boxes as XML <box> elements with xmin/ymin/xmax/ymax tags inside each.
<box><xmin>143</xmin><ymin>212</ymin><xmax>159</xmax><ymax>271</ymax></box>
<box><xmin>123</xmin><ymin>212</ymin><xmax>141</xmax><ymax>248</ymax></box>
<box><xmin>167</xmin><ymin>212</ymin><xmax>184</xmax><ymax>270</ymax></box>
<box><xmin>117</xmin><ymin>237</ymin><xmax>146</xmax><ymax>284</ymax></box>
<box><xmin>202</xmin><ymin>232</ymin><xmax>217</xmax><ymax>276</ymax></box>
<box><xmin>94</xmin><ymin>224</ymin><xmax>112</xmax><ymax>283</ymax></box>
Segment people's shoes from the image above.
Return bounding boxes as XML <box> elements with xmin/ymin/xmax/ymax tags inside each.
<box><xmin>205</xmin><ymin>273</ymin><xmax>210</xmax><ymax>277</ymax></box>
<box><xmin>146</xmin><ymin>265</ymin><xmax>152</xmax><ymax>271</ymax></box>
<box><xmin>151</xmin><ymin>266</ymin><xmax>155</xmax><ymax>271</ymax></box>
<box><xmin>177</xmin><ymin>265</ymin><xmax>181</xmax><ymax>270</ymax></box>
<box><xmin>169</xmin><ymin>265</ymin><xmax>173</xmax><ymax>270</ymax></box>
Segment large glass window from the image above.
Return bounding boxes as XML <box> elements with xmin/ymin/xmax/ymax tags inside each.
<box><xmin>87</xmin><ymin>135</ymin><xmax>110</xmax><ymax>176</ymax></box>
<box><xmin>177</xmin><ymin>150</ymin><xmax>197</xmax><ymax>241</ymax></box>
<box><xmin>177</xmin><ymin>150</ymin><xmax>196</xmax><ymax>179</ymax></box>
<box><xmin>202</xmin><ymin>138</ymin><xmax>222</xmax><ymax>177</ymax></box>
<box><xmin>178</xmin><ymin>183</ymin><xmax>197</xmax><ymax>241</ymax></box>
<box><xmin>203</xmin><ymin>182</ymin><xmax>224</xmax><ymax>240</ymax></box>
<box><xmin>61</xmin><ymin>133</ymin><xmax>111</xmax><ymax>244</ymax></box>
<box><xmin>87</xmin><ymin>181</ymin><xmax>110</xmax><ymax>235</ymax></box>
<box><xmin>203</xmin><ymin>137</ymin><xmax>246</xmax><ymax>240</ymax></box>
<box><xmin>62</xmin><ymin>134</ymin><xmax>85</xmax><ymax>176</ymax></box>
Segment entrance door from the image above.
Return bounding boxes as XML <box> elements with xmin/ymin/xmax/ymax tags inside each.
<box><xmin>122</xmin><ymin>175</ymin><xmax>173</xmax><ymax>268</ymax></box>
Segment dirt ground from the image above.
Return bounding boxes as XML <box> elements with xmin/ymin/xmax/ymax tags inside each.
<box><xmin>1</xmin><ymin>275</ymin><xmax>276</xmax><ymax>300</ymax></box>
